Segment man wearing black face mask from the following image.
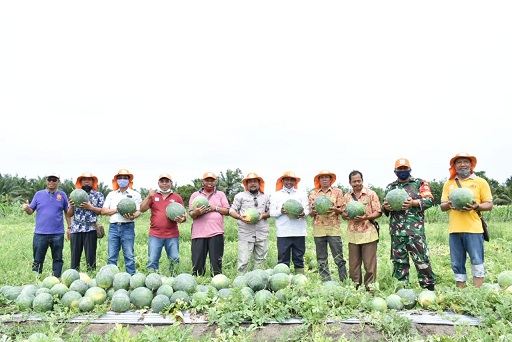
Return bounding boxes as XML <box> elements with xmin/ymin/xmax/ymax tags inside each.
<box><xmin>382</xmin><ymin>158</ymin><xmax>436</xmax><ymax>291</ymax></box>
<box><xmin>67</xmin><ymin>172</ymin><xmax>105</xmax><ymax>272</ymax></box>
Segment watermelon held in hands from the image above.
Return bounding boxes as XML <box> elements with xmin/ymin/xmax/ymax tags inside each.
<box><xmin>191</xmin><ymin>196</ymin><xmax>209</xmax><ymax>209</ymax></box>
<box><xmin>345</xmin><ymin>201</ymin><xmax>365</xmax><ymax>219</ymax></box>
<box><xmin>313</xmin><ymin>195</ymin><xmax>333</xmax><ymax>215</ymax></box>
<box><xmin>70</xmin><ymin>189</ymin><xmax>89</xmax><ymax>206</ymax></box>
<box><xmin>385</xmin><ymin>188</ymin><xmax>409</xmax><ymax>211</ymax></box>
<box><xmin>242</xmin><ymin>208</ymin><xmax>260</xmax><ymax>224</ymax></box>
<box><xmin>117</xmin><ymin>198</ymin><xmax>137</xmax><ymax>216</ymax></box>
<box><xmin>284</xmin><ymin>199</ymin><xmax>303</xmax><ymax>218</ymax></box>
<box><xmin>166</xmin><ymin>202</ymin><xmax>186</xmax><ymax>221</ymax></box>
<box><xmin>449</xmin><ymin>188</ymin><xmax>474</xmax><ymax>210</ymax></box>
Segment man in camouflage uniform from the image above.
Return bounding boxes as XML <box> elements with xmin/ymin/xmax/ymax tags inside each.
<box><xmin>382</xmin><ymin>158</ymin><xmax>436</xmax><ymax>291</ymax></box>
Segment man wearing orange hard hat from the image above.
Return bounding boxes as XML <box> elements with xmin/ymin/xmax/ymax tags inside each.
<box><xmin>101</xmin><ymin>169</ymin><xmax>142</xmax><ymax>275</ymax></box>
<box><xmin>269</xmin><ymin>171</ymin><xmax>309</xmax><ymax>274</ymax></box>
<box><xmin>229</xmin><ymin>172</ymin><xmax>271</xmax><ymax>273</ymax></box>
<box><xmin>67</xmin><ymin>172</ymin><xmax>105</xmax><ymax>272</ymax></box>
<box><xmin>440</xmin><ymin>152</ymin><xmax>493</xmax><ymax>288</ymax></box>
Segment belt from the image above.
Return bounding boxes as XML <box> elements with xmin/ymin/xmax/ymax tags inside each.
<box><xmin>112</xmin><ymin>222</ymin><xmax>132</xmax><ymax>226</ymax></box>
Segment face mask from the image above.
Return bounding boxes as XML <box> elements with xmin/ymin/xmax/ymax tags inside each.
<box><xmin>204</xmin><ymin>185</ymin><xmax>214</xmax><ymax>192</ymax></box>
<box><xmin>117</xmin><ymin>179</ymin><xmax>129</xmax><ymax>188</ymax></box>
<box><xmin>82</xmin><ymin>185</ymin><xmax>92</xmax><ymax>193</ymax></box>
<box><xmin>395</xmin><ymin>170</ymin><xmax>411</xmax><ymax>181</ymax></box>
<box><xmin>457</xmin><ymin>169</ymin><xmax>471</xmax><ymax>178</ymax></box>
<box><xmin>158</xmin><ymin>187</ymin><xmax>172</xmax><ymax>194</ymax></box>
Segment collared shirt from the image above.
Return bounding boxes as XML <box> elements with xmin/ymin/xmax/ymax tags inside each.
<box><xmin>71</xmin><ymin>190</ymin><xmax>105</xmax><ymax>233</ymax></box>
<box><xmin>30</xmin><ymin>189</ymin><xmax>69</xmax><ymax>234</ymax></box>
<box><xmin>441</xmin><ymin>174</ymin><xmax>493</xmax><ymax>234</ymax></box>
<box><xmin>103</xmin><ymin>188</ymin><xmax>142</xmax><ymax>223</ymax></box>
<box><xmin>189</xmin><ymin>189</ymin><xmax>230</xmax><ymax>239</ymax></box>
<box><xmin>230</xmin><ymin>191</ymin><xmax>270</xmax><ymax>242</ymax></box>
<box><xmin>343</xmin><ymin>187</ymin><xmax>380</xmax><ymax>244</ymax></box>
<box><xmin>269</xmin><ymin>188</ymin><xmax>309</xmax><ymax>237</ymax></box>
<box><xmin>147</xmin><ymin>192</ymin><xmax>184</xmax><ymax>238</ymax></box>
<box><xmin>308</xmin><ymin>187</ymin><xmax>344</xmax><ymax>237</ymax></box>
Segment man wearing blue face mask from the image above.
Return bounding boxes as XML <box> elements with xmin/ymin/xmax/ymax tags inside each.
<box><xmin>382</xmin><ymin>158</ymin><xmax>436</xmax><ymax>291</ymax></box>
<box><xmin>101</xmin><ymin>169</ymin><xmax>142</xmax><ymax>275</ymax></box>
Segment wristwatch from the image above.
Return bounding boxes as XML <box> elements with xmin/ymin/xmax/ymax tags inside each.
<box><xmin>215</xmin><ymin>206</ymin><xmax>220</xmax><ymax>212</ymax></box>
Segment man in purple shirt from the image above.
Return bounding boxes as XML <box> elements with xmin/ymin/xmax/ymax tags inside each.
<box><xmin>22</xmin><ymin>172</ymin><xmax>71</xmax><ymax>278</ymax></box>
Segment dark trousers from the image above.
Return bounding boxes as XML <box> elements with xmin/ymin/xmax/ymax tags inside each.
<box><xmin>314</xmin><ymin>236</ymin><xmax>347</xmax><ymax>282</ymax></box>
<box><xmin>349</xmin><ymin>241</ymin><xmax>378</xmax><ymax>289</ymax></box>
<box><xmin>70</xmin><ymin>230</ymin><xmax>98</xmax><ymax>272</ymax></box>
<box><xmin>32</xmin><ymin>233</ymin><xmax>64</xmax><ymax>277</ymax></box>
<box><xmin>277</xmin><ymin>236</ymin><xmax>305</xmax><ymax>269</ymax></box>
<box><xmin>191</xmin><ymin>234</ymin><xmax>224</xmax><ymax>276</ymax></box>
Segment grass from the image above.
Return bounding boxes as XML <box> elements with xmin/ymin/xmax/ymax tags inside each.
<box><xmin>1</xmin><ymin>204</ymin><xmax>512</xmax><ymax>341</ymax></box>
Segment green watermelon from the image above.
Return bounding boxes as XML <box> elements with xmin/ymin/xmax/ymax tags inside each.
<box><xmin>449</xmin><ymin>188</ymin><xmax>474</xmax><ymax>210</ymax></box>
<box><xmin>95</xmin><ymin>268</ymin><xmax>115</xmax><ymax>289</ymax></box>
<box><xmin>69</xmin><ymin>279</ymin><xmax>88</xmax><ymax>296</ymax></box>
<box><xmin>170</xmin><ymin>290</ymin><xmax>191</xmax><ymax>304</ymax></box>
<box><xmin>41</xmin><ymin>275</ymin><xmax>60</xmax><ymax>289</ymax></box>
<box><xmin>16</xmin><ymin>292</ymin><xmax>35</xmax><ymax>311</ymax></box>
<box><xmin>498</xmin><ymin>270</ymin><xmax>512</xmax><ymax>289</ymax></box>
<box><xmin>232</xmin><ymin>275</ymin><xmax>248</xmax><ymax>288</ymax></box>
<box><xmin>5</xmin><ymin>286</ymin><xmax>23</xmax><ymax>300</ymax></box>
<box><xmin>217</xmin><ymin>288</ymin><xmax>232</xmax><ymax>299</ymax></box>
<box><xmin>78</xmin><ymin>296</ymin><xmax>95</xmax><ymax>312</ymax></box>
<box><xmin>61</xmin><ymin>290</ymin><xmax>82</xmax><ymax>309</ymax></box>
<box><xmin>211</xmin><ymin>274</ymin><xmax>231</xmax><ymax>290</ymax></box>
<box><xmin>151</xmin><ymin>294</ymin><xmax>171</xmax><ymax>313</ymax></box>
<box><xmin>254</xmin><ymin>289</ymin><xmax>273</xmax><ymax>308</ymax></box>
<box><xmin>61</xmin><ymin>269</ymin><xmax>80</xmax><ymax>287</ymax></box>
<box><xmin>242</xmin><ymin>207</ymin><xmax>260</xmax><ymax>224</ymax></box>
<box><xmin>111</xmin><ymin>293</ymin><xmax>131</xmax><ymax>313</ymax></box>
<box><xmin>386</xmin><ymin>294</ymin><xmax>404</xmax><ymax>310</ymax></box>
<box><xmin>396</xmin><ymin>288</ymin><xmax>417</xmax><ymax>309</ymax></box>
<box><xmin>117</xmin><ymin>198</ymin><xmax>137</xmax><ymax>216</ymax></box>
<box><xmin>273</xmin><ymin>263</ymin><xmax>291</xmax><ymax>275</ymax></box>
<box><xmin>172</xmin><ymin>273</ymin><xmax>197</xmax><ymax>294</ymax></box>
<box><xmin>166</xmin><ymin>202</ymin><xmax>186</xmax><ymax>221</ymax></box>
<box><xmin>145</xmin><ymin>273</ymin><xmax>163</xmax><ymax>291</ymax></box>
<box><xmin>130</xmin><ymin>286</ymin><xmax>154</xmax><ymax>308</ymax></box>
<box><xmin>84</xmin><ymin>286</ymin><xmax>107</xmax><ymax>305</ymax></box>
<box><xmin>49</xmin><ymin>283</ymin><xmax>68</xmax><ymax>298</ymax></box>
<box><xmin>385</xmin><ymin>188</ymin><xmax>409</xmax><ymax>211</ymax></box>
<box><xmin>269</xmin><ymin>273</ymin><xmax>290</xmax><ymax>292</ymax></box>
<box><xmin>130</xmin><ymin>272</ymin><xmax>147</xmax><ymax>290</ymax></box>
<box><xmin>283</xmin><ymin>199</ymin><xmax>303</xmax><ymax>218</ymax></box>
<box><xmin>191</xmin><ymin>196</ymin><xmax>209</xmax><ymax>209</ymax></box>
<box><xmin>417</xmin><ymin>290</ymin><xmax>437</xmax><ymax>308</ymax></box>
<box><xmin>156</xmin><ymin>284</ymin><xmax>174</xmax><ymax>298</ymax></box>
<box><xmin>113</xmin><ymin>272</ymin><xmax>131</xmax><ymax>291</ymax></box>
<box><xmin>313</xmin><ymin>195</ymin><xmax>333</xmax><ymax>215</ymax></box>
<box><xmin>370</xmin><ymin>297</ymin><xmax>388</xmax><ymax>311</ymax></box>
<box><xmin>32</xmin><ymin>292</ymin><xmax>54</xmax><ymax>312</ymax></box>
<box><xmin>345</xmin><ymin>201</ymin><xmax>365</xmax><ymax>219</ymax></box>
<box><xmin>69</xmin><ymin>189</ymin><xmax>89</xmax><ymax>206</ymax></box>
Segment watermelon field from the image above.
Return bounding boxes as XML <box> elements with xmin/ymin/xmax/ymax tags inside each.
<box><xmin>1</xmin><ymin>203</ymin><xmax>512</xmax><ymax>341</ymax></box>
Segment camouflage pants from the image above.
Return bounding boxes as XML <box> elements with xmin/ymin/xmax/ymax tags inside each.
<box><xmin>390</xmin><ymin>235</ymin><xmax>436</xmax><ymax>289</ymax></box>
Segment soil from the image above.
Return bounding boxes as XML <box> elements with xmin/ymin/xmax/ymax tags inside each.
<box><xmin>79</xmin><ymin>321</ymin><xmax>457</xmax><ymax>341</ymax></box>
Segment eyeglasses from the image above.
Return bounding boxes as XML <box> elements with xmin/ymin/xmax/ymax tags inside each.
<box><xmin>253</xmin><ymin>197</ymin><xmax>258</xmax><ymax>207</ymax></box>
<box><xmin>47</xmin><ymin>177</ymin><xmax>59</xmax><ymax>182</ymax></box>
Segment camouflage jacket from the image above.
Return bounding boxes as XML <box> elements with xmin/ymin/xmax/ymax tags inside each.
<box><xmin>383</xmin><ymin>177</ymin><xmax>434</xmax><ymax>237</ymax></box>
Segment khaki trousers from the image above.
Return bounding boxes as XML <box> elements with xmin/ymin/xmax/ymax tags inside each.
<box><xmin>348</xmin><ymin>241</ymin><xmax>378</xmax><ymax>289</ymax></box>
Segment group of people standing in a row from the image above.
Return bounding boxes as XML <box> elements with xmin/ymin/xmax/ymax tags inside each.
<box><xmin>22</xmin><ymin>152</ymin><xmax>492</xmax><ymax>290</ymax></box>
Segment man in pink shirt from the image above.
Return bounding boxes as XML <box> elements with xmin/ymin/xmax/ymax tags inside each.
<box><xmin>188</xmin><ymin>172</ymin><xmax>230</xmax><ymax>276</ymax></box>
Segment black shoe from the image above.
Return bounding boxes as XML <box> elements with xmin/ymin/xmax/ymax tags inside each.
<box><xmin>426</xmin><ymin>285</ymin><xmax>435</xmax><ymax>291</ymax></box>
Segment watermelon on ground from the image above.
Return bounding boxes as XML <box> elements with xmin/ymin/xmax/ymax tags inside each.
<box><xmin>172</xmin><ymin>273</ymin><xmax>197</xmax><ymax>294</ymax></box>
<box><xmin>498</xmin><ymin>270</ymin><xmax>512</xmax><ymax>289</ymax></box>
<box><xmin>61</xmin><ymin>269</ymin><xmax>80</xmax><ymax>287</ymax></box>
<box><xmin>111</xmin><ymin>293</ymin><xmax>131</xmax><ymax>313</ymax></box>
<box><xmin>32</xmin><ymin>292</ymin><xmax>54</xmax><ymax>312</ymax></box>
<box><xmin>130</xmin><ymin>287</ymin><xmax>154</xmax><ymax>309</ymax></box>
<box><xmin>211</xmin><ymin>274</ymin><xmax>231</xmax><ymax>290</ymax></box>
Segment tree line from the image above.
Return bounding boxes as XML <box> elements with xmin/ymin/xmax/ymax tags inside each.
<box><xmin>1</xmin><ymin>169</ymin><xmax>511</xmax><ymax>210</ymax></box>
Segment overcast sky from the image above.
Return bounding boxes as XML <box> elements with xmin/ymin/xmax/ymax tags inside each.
<box><xmin>1</xmin><ymin>1</ymin><xmax>510</xmax><ymax>192</ymax></box>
